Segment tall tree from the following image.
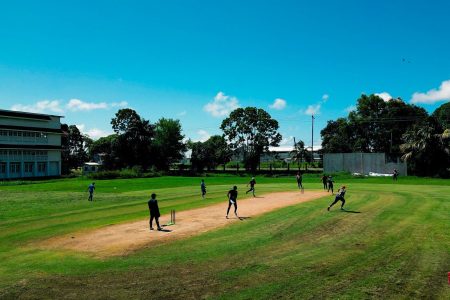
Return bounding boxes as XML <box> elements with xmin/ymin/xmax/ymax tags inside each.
<box><xmin>61</xmin><ymin>124</ymin><xmax>89</xmax><ymax>173</ymax></box>
<box><xmin>189</xmin><ymin>135</ymin><xmax>232</xmax><ymax>171</ymax></box>
<box><xmin>400</xmin><ymin>118</ymin><xmax>449</xmax><ymax>176</ymax></box>
<box><xmin>152</xmin><ymin>118</ymin><xmax>186</xmax><ymax>170</ymax></box>
<box><xmin>221</xmin><ymin>107</ymin><xmax>282</xmax><ymax>172</ymax></box>
<box><xmin>432</xmin><ymin>102</ymin><xmax>450</xmax><ymax>130</ymax></box>
<box><xmin>322</xmin><ymin>94</ymin><xmax>428</xmax><ymax>154</ymax></box>
<box><xmin>320</xmin><ymin>118</ymin><xmax>354</xmax><ymax>153</ymax></box>
<box><xmin>88</xmin><ymin>134</ymin><xmax>118</xmax><ymax>170</ymax></box>
<box><xmin>110</xmin><ymin>109</ymin><xmax>154</xmax><ymax>169</ymax></box>
<box><xmin>290</xmin><ymin>139</ymin><xmax>307</xmax><ymax>169</ymax></box>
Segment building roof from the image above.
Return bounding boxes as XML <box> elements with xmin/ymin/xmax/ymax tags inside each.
<box><xmin>84</xmin><ymin>162</ymin><xmax>102</xmax><ymax>166</ymax></box>
<box><xmin>0</xmin><ymin>109</ymin><xmax>64</xmax><ymax>120</ymax></box>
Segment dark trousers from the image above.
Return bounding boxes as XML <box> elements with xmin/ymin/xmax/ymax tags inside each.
<box><xmin>88</xmin><ymin>192</ymin><xmax>93</xmax><ymax>201</ymax></box>
<box><xmin>297</xmin><ymin>181</ymin><xmax>303</xmax><ymax>189</ymax></box>
<box><xmin>329</xmin><ymin>196</ymin><xmax>345</xmax><ymax>208</ymax></box>
<box><xmin>246</xmin><ymin>187</ymin><xmax>255</xmax><ymax>196</ymax></box>
<box><xmin>150</xmin><ymin>215</ymin><xmax>160</xmax><ymax>229</ymax></box>
<box><xmin>323</xmin><ymin>182</ymin><xmax>327</xmax><ymax>190</ymax></box>
<box><xmin>328</xmin><ymin>184</ymin><xmax>334</xmax><ymax>193</ymax></box>
<box><xmin>227</xmin><ymin>201</ymin><xmax>237</xmax><ymax>215</ymax></box>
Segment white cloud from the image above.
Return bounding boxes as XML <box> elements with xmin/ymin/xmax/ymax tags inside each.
<box><xmin>203</xmin><ymin>91</ymin><xmax>240</xmax><ymax>117</ymax></box>
<box><xmin>411</xmin><ymin>80</ymin><xmax>450</xmax><ymax>104</ymax></box>
<box><xmin>196</xmin><ymin>129</ymin><xmax>211</xmax><ymax>142</ymax></box>
<box><xmin>67</xmin><ymin>99</ymin><xmax>108</xmax><ymax>111</ymax></box>
<box><xmin>345</xmin><ymin>105</ymin><xmax>356</xmax><ymax>113</ymax></box>
<box><xmin>305</xmin><ymin>104</ymin><xmax>321</xmax><ymax>115</ymax></box>
<box><xmin>375</xmin><ymin>92</ymin><xmax>393</xmax><ymax>102</ymax></box>
<box><xmin>269</xmin><ymin>98</ymin><xmax>287</xmax><ymax>110</ymax></box>
<box><xmin>77</xmin><ymin>123</ymin><xmax>110</xmax><ymax>140</ymax></box>
<box><xmin>110</xmin><ymin>101</ymin><xmax>128</xmax><ymax>108</ymax></box>
<box><xmin>322</xmin><ymin>94</ymin><xmax>329</xmax><ymax>101</ymax></box>
<box><xmin>11</xmin><ymin>100</ymin><xmax>64</xmax><ymax>114</ymax></box>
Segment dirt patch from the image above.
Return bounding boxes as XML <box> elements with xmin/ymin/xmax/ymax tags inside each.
<box><xmin>40</xmin><ymin>190</ymin><xmax>328</xmax><ymax>257</ymax></box>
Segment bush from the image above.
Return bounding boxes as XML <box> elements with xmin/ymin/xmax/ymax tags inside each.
<box><xmin>88</xmin><ymin>166</ymin><xmax>162</xmax><ymax>179</ymax></box>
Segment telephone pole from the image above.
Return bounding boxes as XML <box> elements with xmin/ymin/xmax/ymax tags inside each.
<box><xmin>311</xmin><ymin>114</ymin><xmax>314</xmax><ymax>163</ymax></box>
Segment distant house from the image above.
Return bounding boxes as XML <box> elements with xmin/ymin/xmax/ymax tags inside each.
<box><xmin>83</xmin><ymin>162</ymin><xmax>102</xmax><ymax>175</ymax></box>
<box><xmin>0</xmin><ymin>109</ymin><xmax>63</xmax><ymax>179</ymax></box>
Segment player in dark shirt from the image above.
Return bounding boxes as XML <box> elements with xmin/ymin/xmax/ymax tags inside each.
<box><xmin>321</xmin><ymin>175</ymin><xmax>328</xmax><ymax>190</ymax></box>
<box><xmin>327</xmin><ymin>176</ymin><xmax>334</xmax><ymax>194</ymax></box>
<box><xmin>296</xmin><ymin>172</ymin><xmax>304</xmax><ymax>190</ymax></box>
<box><xmin>226</xmin><ymin>186</ymin><xmax>239</xmax><ymax>219</ymax></box>
<box><xmin>201</xmin><ymin>179</ymin><xmax>207</xmax><ymax>199</ymax></box>
<box><xmin>87</xmin><ymin>182</ymin><xmax>95</xmax><ymax>201</ymax></box>
<box><xmin>246</xmin><ymin>177</ymin><xmax>256</xmax><ymax>197</ymax></box>
<box><xmin>148</xmin><ymin>193</ymin><xmax>162</xmax><ymax>231</ymax></box>
<box><xmin>327</xmin><ymin>186</ymin><xmax>346</xmax><ymax>211</ymax></box>
<box><xmin>393</xmin><ymin>169</ymin><xmax>399</xmax><ymax>181</ymax></box>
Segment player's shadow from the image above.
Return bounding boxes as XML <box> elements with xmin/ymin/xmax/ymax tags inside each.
<box><xmin>158</xmin><ymin>228</ymin><xmax>172</xmax><ymax>232</ymax></box>
<box><xmin>341</xmin><ymin>210</ymin><xmax>361</xmax><ymax>213</ymax></box>
<box><xmin>252</xmin><ymin>196</ymin><xmax>265</xmax><ymax>199</ymax></box>
<box><xmin>238</xmin><ymin>216</ymin><xmax>251</xmax><ymax>220</ymax></box>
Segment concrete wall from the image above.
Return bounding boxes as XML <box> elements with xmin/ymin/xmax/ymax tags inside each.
<box><xmin>324</xmin><ymin>153</ymin><xmax>407</xmax><ymax>176</ymax></box>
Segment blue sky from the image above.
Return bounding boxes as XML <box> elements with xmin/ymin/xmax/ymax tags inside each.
<box><xmin>1</xmin><ymin>0</ymin><xmax>450</xmax><ymax>148</ymax></box>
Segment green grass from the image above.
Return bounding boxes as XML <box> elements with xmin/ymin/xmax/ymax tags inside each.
<box><xmin>0</xmin><ymin>175</ymin><xmax>449</xmax><ymax>299</ymax></box>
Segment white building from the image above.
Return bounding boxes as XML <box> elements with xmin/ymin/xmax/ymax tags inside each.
<box><xmin>0</xmin><ymin>109</ymin><xmax>63</xmax><ymax>179</ymax></box>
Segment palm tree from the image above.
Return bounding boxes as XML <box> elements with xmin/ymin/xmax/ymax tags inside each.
<box><xmin>400</xmin><ymin>123</ymin><xmax>450</xmax><ymax>176</ymax></box>
<box><xmin>290</xmin><ymin>139</ymin><xmax>307</xmax><ymax>170</ymax></box>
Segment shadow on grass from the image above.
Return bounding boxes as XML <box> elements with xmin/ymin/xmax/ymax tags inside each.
<box><xmin>341</xmin><ymin>209</ymin><xmax>361</xmax><ymax>213</ymax></box>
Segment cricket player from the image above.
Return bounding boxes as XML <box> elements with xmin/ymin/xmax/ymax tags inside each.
<box><xmin>327</xmin><ymin>186</ymin><xmax>347</xmax><ymax>211</ymax></box>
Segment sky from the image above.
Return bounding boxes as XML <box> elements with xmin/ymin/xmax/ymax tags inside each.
<box><xmin>1</xmin><ymin>0</ymin><xmax>450</xmax><ymax>148</ymax></box>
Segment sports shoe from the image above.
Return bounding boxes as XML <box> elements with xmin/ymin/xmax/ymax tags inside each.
<box><xmin>226</xmin><ymin>215</ymin><xmax>229</xmax><ymax>219</ymax></box>
<box><xmin>327</xmin><ymin>207</ymin><xmax>330</xmax><ymax>211</ymax></box>
<box><xmin>150</xmin><ymin>227</ymin><xmax>154</xmax><ymax>230</ymax></box>
<box><xmin>340</xmin><ymin>207</ymin><xmax>345</xmax><ymax>210</ymax></box>
<box><xmin>157</xmin><ymin>227</ymin><xmax>162</xmax><ymax>231</ymax></box>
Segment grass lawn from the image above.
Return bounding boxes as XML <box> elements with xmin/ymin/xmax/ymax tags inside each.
<box><xmin>0</xmin><ymin>175</ymin><xmax>449</xmax><ymax>299</ymax></box>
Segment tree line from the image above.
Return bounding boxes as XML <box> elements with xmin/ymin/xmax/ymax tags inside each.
<box><xmin>320</xmin><ymin>94</ymin><xmax>450</xmax><ymax>176</ymax></box>
<box><xmin>61</xmin><ymin>107</ymin><xmax>284</xmax><ymax>174</ymax></box>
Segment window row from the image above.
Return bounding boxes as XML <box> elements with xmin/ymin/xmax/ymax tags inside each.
<box><xmin>0</xmin><ymin>130</ymin><xmax>48</xmax><ymax>138</ymax></box>
<box><xmin>0</xmin><ymin>150</ymin><xmax>48</xmax><ymax>158</ymax></box>
<box><xmin>0</xmin><ymin>162</ymin><xmax>47</xmax><ymax>174</ymax></box>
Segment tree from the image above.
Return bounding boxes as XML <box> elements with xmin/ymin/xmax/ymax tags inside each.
<box><xmin>61</xmin><ymin>124</ymin><xmax>89</xmax><ymax>173</ymax></box>
<box><xmin>152</xmin><ymin>118</ymin><xmax>186</xmax><ymax>170</ymax></box>
<box><xmin>320</xmin><ymin>118</ymin><xmax>354</xmax><ymax>153</ymax></box>
<box><xmin>189</xmin><ymin>135</ymin><xmax>232</xmax><ymax>172</ymax></box>
<box><xmin>321</xmin><ymin>94</ymin><xmax>428</xmax><ymax>154</ymax></box>
<box><xmin>221</xmin><ymin>107</ymin><xmax>282</xmax><ymax>172</ymax></box>
<box><xmin>110</xmin><ymin>109</ymin><xmax>154</xmax><ymax>169</ymax></box>
<box><xmin>88</xmin><ymin>134</ymin><xmax>118</xmax><ymax>170</ymax></box>
<box><xmin>400</xmin><ymin>118</ymin><xmax>449</xmax><ymax>176</ymax></box>
<box><xmin>290</xmin><ymin>139</ymin><xmax>307</xmax><ymax>169</ymax></box>
<box><xmin>432</xmin><ymin>102</ymin><xmax>450</xmax><ymax>130</ymax></box>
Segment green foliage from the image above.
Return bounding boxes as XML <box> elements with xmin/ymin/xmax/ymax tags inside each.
<box><xmin>321</xmin><ymin>94</ymin><xmax>427</xmax><ymax>154</ymax></box>
<box><xmin>400</xmin><ymin>118</ymin><xmax>450</xmax><ymax>176</ymax></box>
<box><xmin>152</xmin><ymin>118</ymin><xmax>187</xmax><ymax>170</ymax></box>
<box><xmin>61</xmin><ymin>124</ymin><xmax>90</xmax><ymax>174</ymax></box>
<box><xmin>221</xmin><ymin>107</ymin><xmax>282</xmax><ymax>172</ymax></box>
<box><xmin>189</xmin><ymin>135</ymin><xmax>232</xmax><ymax>171</ymax></box>
<box><xmin>432</xmin><ymin>101</ymin><xmax>450</xmax><ymax>130</ymax></box>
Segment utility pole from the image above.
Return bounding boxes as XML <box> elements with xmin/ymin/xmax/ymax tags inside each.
<box><xmin>311</xmin><ymin>114</ymin><xmax>314</xmax><ymax>164</ymax></box>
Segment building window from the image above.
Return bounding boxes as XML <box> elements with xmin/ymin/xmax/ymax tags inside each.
<box><xmin>38</xmin><ymin>162</ymin><xmax>46</xmax><ymax>173</ymax></box>
<box><xmin>0</xmin><ymin>162</ymin><xmax>6</xmax><ymax>174</ymax></box>
<box><xmin>10</xmin><ymin>162</ymin><xmax>21</xmax><ymax>174</ymax></box>
<box><xmin>24</xmin><ymin>162</ymin><xmax>34</xmax><ymax>173</ymax></box>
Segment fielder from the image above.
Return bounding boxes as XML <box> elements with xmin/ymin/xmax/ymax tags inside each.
<box><xmin>327</xmin><ymin>186</ymin><xmax>346</xmax><ymax>211</ymax></box>
<box><xmin>226</xmin><ymin>186</ymin><xmax>239</xmax><ymax>219</ymax></box>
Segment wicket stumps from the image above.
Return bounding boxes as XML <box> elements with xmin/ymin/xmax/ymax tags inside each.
<box><xmin>167</xmin><ymin>209</ymin><xmax>176</xmax><ymax>226</ymax></box>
